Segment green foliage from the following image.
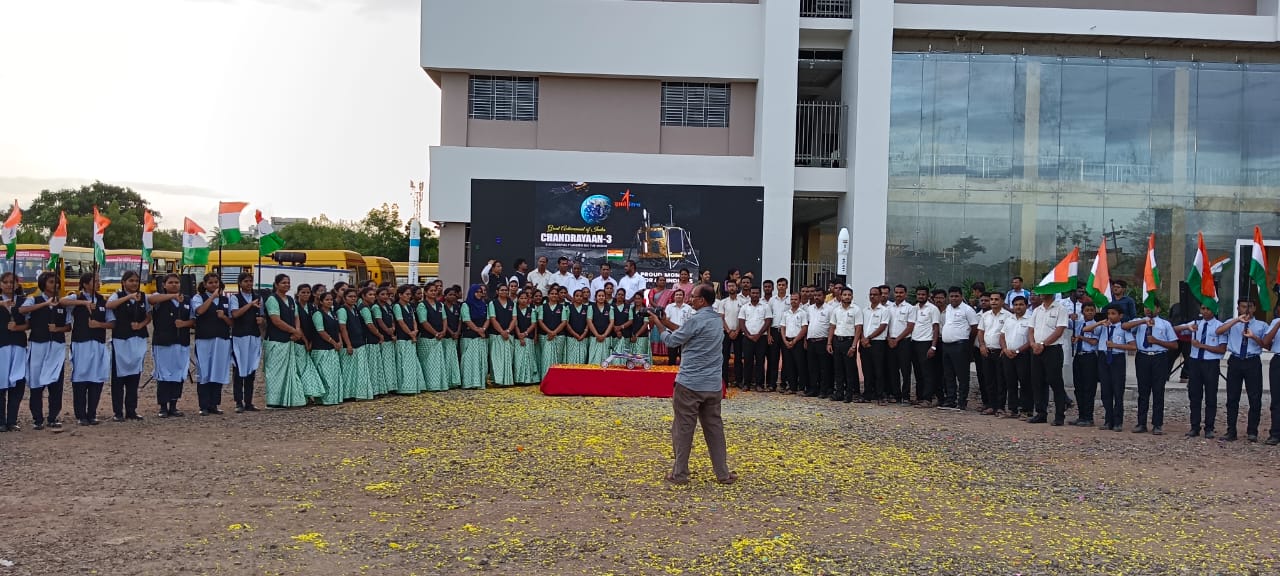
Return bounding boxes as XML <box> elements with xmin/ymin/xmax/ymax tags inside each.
<box><xmin>274</xmin><ymin>204</ymin><xmax>439</xmax><ymax>262</ymax></box>
<box><xmin>14</xmin><ymin>181</ymin><xmax>157</xmax><ymax>248</ymax></box>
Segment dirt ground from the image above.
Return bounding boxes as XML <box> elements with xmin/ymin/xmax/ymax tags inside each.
<box><xmin>2</xmin><ymin>379</ymin><xmax>1279</xmax><ymax>576</ymax></box>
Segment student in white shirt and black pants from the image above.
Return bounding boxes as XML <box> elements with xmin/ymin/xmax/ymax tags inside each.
<box><xmin>737</xmin><ymin>287</ymin><xmax>772</xmax><ymax>391</ymax></box>
<box><xmin>908</xmin><ymin>287</ymin><xmax>940</xmax><ymax>405</ymax></box>
<box><xmin>939</xmin><ymin>287</ymin><xmax>978</xmax><ymax>409</ymax></box>
<box><xmin>827</xmin><ymin>287</ymin><xmax>863</xmax><ymax>403</ymax></box>
<box><xmin>861</xmin><ymin>287</ymin><xmax>891</xmax><ymax>402</ymax></box>
<box><xmin>805</xmin><ymin>288</ymin><xmax>833</xmax><ymax>398</ymax></box>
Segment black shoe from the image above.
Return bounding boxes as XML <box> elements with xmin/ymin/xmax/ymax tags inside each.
<box><xmin>158</xmin><ymin>411</ymin><xmax>170</xmax><ymax>418</ymax></box>
<box><xmin>1111</xmin><ymin>425</ymin><xmax>1123</xmax><ymax>432</ymax></box>
<box><xmin>1247</xmin><ymin>434</ymin><xmax>1258</xmax><ymax>443</ymax></box>
<box><xmin>127</xmin><ymin>414</ymin><xmax>144</xmax><ymax>421</ymax></box>
<box><xmin>234</xmin><ymin>405</ymin><xmax>245</xmax><ymax>413</ymax></box>
<box><xmin>1027</xmin><ymin>415</ymin><xmax>1047</xmax><ymax>424</ymax></box>
<box><xmin>1185</xmin><ymin>429</ymin><xmax>1200</xmax><ymax>438</ymax></box>
<box><xmin>77</xmin><ymin>419</ymin><xmax>90</xmax><ymax>426</ymax></box>
<box><xmin>1151</xmin><ymin>426</ymin><xmax>1163</xmax><ymax>436</ymax></box>
<box><xmin>1265</xmin><ymin>437</ymin><xmax>1280</xmax><ymax>446</ymax></box>
<box><xmin>48</xmin><ymin>420</ymin><xmax>62</xmax><ymax>429</ymax></box>
<box><xmin>33</xmin><ymin>423</ymin><xmax>44</xmax><ymax>431</ymax></box>
<box><xmin>199</xmin><ymin>410</ymin><xmax>209</xmax><ymax>416</ymax></box>
<box><xmin>111</xmin><ymin>415</ymin><xmax>126</xmax><ymax>423</ymax></box>
<box><xmin>88</xmin><ymin>419</ymin><xmax>100</xmax><ymax>426</ymax></box>
<box><xmin>244</xmin><ymin>405</ymin><xmax>260</xmax><ymax>412</ymax></box>
<box><xmin>169</xmin><ymin>409</ymin><xmax>185</xmax><ymax>417</ymax></box>
<box><xmin>1051</xmin><ymin>419</ymin><xmax>1064</xmax><ymax>427</ymax></box>
<box><xmin>1204</xmin><ymin>430</ymin><xmax>1215</xmax><ymax>439</ymax></box>
<box><xmin>211</xmin><ymin>408</ymin><xmax>224</xmax><ymax>415</ymax></box>
<box><xmin>6</xmin><ymin>424</ymin><xmax>19</xmax><ymax>432</ymax></box>
<box><xmin>1132</xmin><ymin>425</ymin><xmax>1148</xmax><ymax>434</ymax></box>
<box><xmin>1223</xmin><ymin>431</ymin><xmax>1238</xmax><ymax>441</ymax></box>
<box><xmin>1099</xmin><ymin>423</ymin><xmax>1112</xmax><ymax>430</ymax></box>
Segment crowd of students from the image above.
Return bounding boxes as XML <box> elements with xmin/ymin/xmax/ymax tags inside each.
<box><xmin>3</xmin><ymin>259</ymin><xmax>1279</xmax><ymax>446</ymax></box>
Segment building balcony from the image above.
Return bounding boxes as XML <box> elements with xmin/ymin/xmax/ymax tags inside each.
<box><xmin>796</xmin><ymin>101</ymin><xmax>846</xmax><ymax>168</ymax></box>
<box><xmin>801</xmin><ymin>0</ymin><xmax>852</xmax><ymax>18</ymax></box>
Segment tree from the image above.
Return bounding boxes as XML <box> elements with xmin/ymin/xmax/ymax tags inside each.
<box><xmin>947</xmin><ymin>235</ymin><xmax>986</xmax><ymax>264</ymax></box>
<box><xmin>269</xmin><ymin>204</ymin><xmax>440</xmax><ymax>262</ymax></box>
<box><xmin>15</xmin><ymin>181</ymin><xmax>159</xmax><ymax>248</ymax></box>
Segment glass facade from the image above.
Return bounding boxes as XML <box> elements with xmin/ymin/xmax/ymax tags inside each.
<box><xmin>887</xmin><ymin>52</ymin><xmax>1280</xmax><ymax>311</ymax></box>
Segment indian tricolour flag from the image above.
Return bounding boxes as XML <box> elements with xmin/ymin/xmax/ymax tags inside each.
<box><xmin>142</xmin><ymin>210</ymin><xmax>156</xmax><ymax>263</ymax></box>
<box><xmin>219</xmin><ymin>201</ymin><xmax>248</xmax><ymax>244</ymax></box>
<box><xmin>2</xmin><ymin>200</ymin><xmax>20</xmax><ymax>260</ymax></box>
<box><xmin>1187</xmin><ymin>232</ymin><xmax>1217</xmax><ymax>310</ymax></box>
<box><xmin>255</xmin><ymin>210</ymin><xmax>285</xmax><ymax>256</ymax></box>
<box><xmin>1084</xmin><ymin>239</ymin><xmax>1111</xmax><ymax>308</ymax></box>
<box><xmin>1141</xmin><ymin>233</ymin><xmax>1160</xmax><ymax>311</ymax></box>
<box><xmin>47</xmin><ymin>211</ymin><xmax>67</xmax><ymax>269</ymax></box>
<box><xmin>1249</xmin><ymin>226</ymin><xmax>1271</xmax><ymax>313</ymax></box>
<box><xmin>183</xmin><ymin>217</ymin><xmax>210</xmax><ymax>266</ymax></box>
<box><xmin>92</xmin><ymin>206</ymin><xmax>111</xmax><ymax>267</ymax></box>
<box><xmin>1033</xmin><ymin>247</ymin><xmax>1079</xmax><ymax>295</ymax></box>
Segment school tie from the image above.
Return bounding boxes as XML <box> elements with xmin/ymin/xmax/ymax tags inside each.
<box><xmin>1239</xmin><ymin>325</ymin><xmax>1247</xmax><ymax>358</ymax></box>
<box><xmin>1106</xmin><ymin>326</ymin><xmax>1116</xmax><ymax>365</ymax></box>
<box><xmin>1197</xmin><ymin>323</ymin><xmax>1207</xmax><ymax>360</ymax></box>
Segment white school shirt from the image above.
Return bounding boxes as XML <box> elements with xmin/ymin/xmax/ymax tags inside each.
<box><xmin>805</xmin><ymin>303</ymin><xmax>831</xmax><ymax>339</ymax></box>
<box><xmin>1270</xmin><ymin>319</ymin><xmax>1280</xmax><ymax>354</ymax></box>
<box><xmin>911</xmin><ymin>303</ymin><xmax>940</xmax><ymax>343</ymax></box>
<box><xmin>767</xmin><ymin>295</ymin><xmax>790</xmax><ymax>328</ymax></box>
<box><xmin>829</xmin><ymin>303</ymin><xmax>863</xmax><ymax>338</ymax></box>
<box><xmin>1031</xmin><ymin>301</ymin><xmax>1070</xmax><ymax>345</ymax></box>
<box><xmin>563</xmin><ymin>274</ymin><xmax>590</xmax><ymax>296</ymax></box>
<box><xmin>663</xmin><ymin>302</ymin><xmax>692</xmax><ymax>327</ymax></box>
<box><xmin>780</xmin><ymin>306</ymin><xmax>809</xmax><ymax>339</ymax></box>
<box><xmin>714</xmin><ymin>294</ymin><xmax>746</xmax><ymax>331</ymax></box>
<box><xmin>527</xmin><ymin>269</ymin><xmax>554</xmax><ymax>293</ymax></box>
<box><xmin>978</xmin><ymin>308</ymin><xmax>1013</xmax><ymax>349</ymax></box>
<box><xmin>863</xmin><ymin>304</ymin><xmax>891</xmax><ymax>340</ymax></box>
<box><xmin>940</xmin><ymin>303</ymin><xmax>978</xmax><ymax>343</ymax></box>
<box><xmin>1001</xmin><ymin>313</ymin><xmax>1032</xmax><ymax>351</ymax></box>
<box><xmin>589</xmin><ymin>275</ymin><xmax>617</xmax><ymax>296</ymax></box>
<box><xmin>737</xmin><ymin>300</ymin><xmax>772</xmax><ymax>335</ymax></box>
<box><xmin>887</xmin><ymin>301</ymin><xmax>913</xmax><ymax>340</ymax></box>
<box><xmin>616</xmin><ymin>273</ymin><xmax>647</xmax><ymax>300</ymax></box>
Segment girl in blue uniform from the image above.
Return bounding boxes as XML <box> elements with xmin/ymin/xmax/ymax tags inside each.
<box><xmin>228</xmin><ymin>272</ymin><xmax>264</xmax><ymax>412</ymax></box>
<box><xmin>0</xmin><ymin>272</ymin><xmax>29</xmax><ymax>431</ymax></box>
<box><xmin>587</xmin><ymin>289</ymin><xmax>614</xmax><ymax>365</ymax></box>
<box><xmin>22</xmin><ymin>272</ymin><xmax>69</xmax><ymax>429</ymax></box>
<box><xmin>192</xmin><ymin>273</ymin><xmax>232</xmax><ymax>415</ymax></box>
<box><xmin>149</xmin><ymin>274</ymin><xmax>193</xmax><ymax>417</ymax></box>
<box><xmin>487</xmin><ymin>285</ymin><xmax>516</xmax><ymax>386</ymax></box>
<box><xmin>106</xmin><ymin>270</ymin><xmax>149</xmax><ymax>422</ymax></box>
<box><xmin>63</xmin><ymin>272</ymin><xmax>110</xmax><ymax>426</ymax></box>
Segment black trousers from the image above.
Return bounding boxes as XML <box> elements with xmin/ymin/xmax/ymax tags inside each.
<box><xmin>1002</xmin><ymin>352</ymin><xmax>1032</xmax><ymax>413</ymax></box>
<box><xmin>721</xmin><ymin>333</ymin><xmax>743</xmax><ymax>386</ymax></box>
<box><xmin>741</xmin><ymin>336</ymin><xmax>767</xmax><ymax>388</ymax></box>
<box><xmin>1072</xmin><ymin>352</ymin><xmax>1099</xmax><ymax>422</ymax></box>
<box><xmin>889</xmin><ymin>339</ymin><xmax>912</xmax><ymax>400</ymax></box>
<box><xmin>909</xmin><ymin>341</ymin><xmax>935</xmax><ymax>402</ymax></box>
<box><xmin>862</xmin><ymin>341</ymin><xmax>889</xmax><ymax>399</ymax></box>
<box><xmin>233</xmin><ymin>370</ymin><xmax>257</xmax><ymax>407</ymax></box>
<box><xmin>979</xmin><ymin>350</ymin><xmax>1005</xmax><ymax>410</ymax></box>
<box><xmin>2</xmin><ymin>381</ymin><xmax>26</xmax><ymax>427</ymax></box>
<box><xmin>110</xmin><ymin>373</ymin><xmax>141</xmax><ymax>418</ymax></box>
<box><xmin>832</xmin><ymin>337</ymin><xmax>859</xmax><ymax>401</ymax></box>
<box><xmin>1225</xmin><ymin>356</ymin><xmax>1263</xmax><ymax>437</ymax></box>
<box><xmin>1269</xmin><ymin>360</ymin><xmax>1280</xmax><ymax>440</ymax></box>
<box><xmin>930</xmin><ymin>347</ymin><xmax>945</xmax><ymax>402</ymax></box>
<box><xmin>1134</xmin><ymin>352</ymin><xmax>1171</xmax><ymax>428</ymax></box>
<box><xmin>781</xmin><ymin>341</ymin><xmax>807</xmax><ymax>392</ymax></box>
<box><xmin>29</xmin><ymin>380</ymin><xmax>64</xmax><ymax>426</ymax></box>
<box><xmin>667</xmin><ymin>345</ymin><xmax>682</xmax><ymax>366</ymax></box>
<box><xmin>1177</xmin><ymin>339</ymin><xmax>1192</xmax><ymax>378</ymax></box>
<box><xmin>940</xmin><ymin>341</ymin><xmax>970</xmax><ymax>407</ymax></box>
<box><xmin>1031</xmin><ymin>344</ymin><xmax>1067</xmax><ymax>421</ymax></box>
<box><xmin>1098</xmin><ymin>352</ymin><xmax>1126</xmax><ymax>427</ymax></box>
<box><xmin>806</xmin><ymin>339</ymin><xmax>832</xmax><ymax>396</ymax></box>
<box><xmin>972</xmin><ymin>345</ymin><xmax>986</xmax><ymax>403</ymax></box>
<box><xmin>1186</xmin><ymin>357</ymin><xmax>1220</xmax><ymax>433</ymax></box>
<box><xmin>71</xmin><ymin>381</ymin><xmax>104</xmax><ymax>422</ymax></box>
<box><xmin>197</xmin><ymin>383</ymin><xmax>224</xmax><ymax>411</ymax></box>
<box><xmin>765</xmin><ymin>328</ymin><xmax>782</xmax><ymax>388</ymax></box>
<box><xmin>156</xmin><ymin>381</ymin><xmax>183</xmax><ymax>411</ymax></box>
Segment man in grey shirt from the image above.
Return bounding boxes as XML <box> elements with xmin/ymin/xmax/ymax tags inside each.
<box><xmin>650</xmin><ymin>283</ymin><xmax>737</xmax><ymax>485</ymax></box>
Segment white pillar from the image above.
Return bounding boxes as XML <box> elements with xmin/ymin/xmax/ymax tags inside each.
<box><xmin>840</xmin><ymin>0</ymin><xmax>893</xmax><ymax>302</ymax></box>
<box><xmin>757</xmin><ymin>0</ymin><xmax>799</xmax><ymax>282</ymax></box>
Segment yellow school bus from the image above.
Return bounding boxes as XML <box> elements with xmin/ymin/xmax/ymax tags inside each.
<box><xmin>200</xmin><ymin>249</ymin><xmax>370</xmax><ymax>290</ymax></box>
<box><xmin>1</xmin><ymin>244</ymin><xmax>51</xmax><ymax>295</ymax></box>
<box><xmin>100</xmin><ymin>249</ymin><xmax>162</xmax><ymax>295</ymax></box>
<box><xmin>151</xmin><ymin>250</ymin><xmax>182</xmax><ymax>278</ymax></box>
<box><xmin>364</xmin><ymin>256</ymin><xmax>396</xmax><ymax>287</ymax></box>
<box><xmin>61</xmin><ymin>246</ymin><xmax>96</xmax><ymax>295</ymax></box>
<box><xmin>392</xmin><ymin>261</ymin><xmax>438</xmax><ymax>286</ymax></box>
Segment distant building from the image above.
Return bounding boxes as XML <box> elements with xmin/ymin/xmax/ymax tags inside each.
<box><xmin>270</xmin><ymin>217</ymin><xmax>307</xmax><ymax>228</ymax></box>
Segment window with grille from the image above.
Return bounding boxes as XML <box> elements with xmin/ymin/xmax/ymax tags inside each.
<box><xmin>468</xmin><ymin>76</ymin><xmax>539</xmax><ymax>121</ymax></box>
<box><xmin>661</xmin><ymin>82</ymin><xmax>730</xmax><ymax>128</ymax></box>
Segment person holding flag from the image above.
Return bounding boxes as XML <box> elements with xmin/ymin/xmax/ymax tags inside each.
<box><xmin>62</xmin><ymin>271</ymin><xmax>110</xmax><ymax>426</ymax></box>
<box><xmin>1028</xmin><ymin>247</ymin><xmax>1077</xmax><ymax>425</ymax></box>
<box><xmin>0</xmin><ymin>270</ymin><xmax>29</xmax><ymax>432</ymax></box>
<box><xmin>1173</xmin><ymin>301</ymin><xmax>1226</xmax><ymax>439</ymax></box>
<box><xmin>1114</xmin><ymin>234</ymin><xmax>1178</xmax><ymax>435</ymax></box>
<box><xmin>228</xmin><ymin>272</ymin><xmax>265</xmax><ymax>412</ymax></box>
<box><xmin>21</xmin><ymin>272</ymin><xmax>70</xmax><ymax>429</ymax></box>
<box><xmin>105</xmin><ymin>270</ymin><xmax>150</xmax><ymax>422</ymax></box>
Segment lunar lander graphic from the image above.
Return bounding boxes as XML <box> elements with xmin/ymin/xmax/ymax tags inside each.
<box><xmin>629</xmin><ymin>204</ymin><xmax>700</xmax><ymax>270</ymax></box>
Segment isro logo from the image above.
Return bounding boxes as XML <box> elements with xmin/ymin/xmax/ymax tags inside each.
<box><xmin>614</xmin><ymin>190</ymin><xmax>641</xmax><ymax>211</ymax></box>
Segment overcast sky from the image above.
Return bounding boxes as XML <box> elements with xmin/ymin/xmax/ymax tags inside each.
<box><xmin>0</xmin><ymin>0</ymin><xmax>439</xmax><ymax>231</ymax></box>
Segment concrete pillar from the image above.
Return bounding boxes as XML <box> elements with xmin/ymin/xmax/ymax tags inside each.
<box><xmin>1170</xmin><ymin>66</ymin><xmax>1192</xmax><ymax>292</ymax></box>
<box><xmin>439</xmin><ymin>221</ymin><xmax>468</xmax><ymax>287</ymax></box>
<box><xmin>1020</xmin><ymin>61</ymin><xmax>1042</xmax><ymax>281</ymax></box>
<box><xmin>840</xmin><ymin>0</ymin><xmax>893</xmax><ymax>301</ymax></box>
<box><xmin>757</xmin><ymin>0</ymin><xmax>799</xmax><ymax>282</ymax></box>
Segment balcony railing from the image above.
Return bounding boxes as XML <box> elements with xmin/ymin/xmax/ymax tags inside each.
<box><xmin>801</xmin><ymin>0</ymin><xmax>853</xmax><ymax>18</ymax></box>
<box><xmin>796</xmin><ymin>101</ymin><xmax>847</xmax><ymax>168</ymax></box>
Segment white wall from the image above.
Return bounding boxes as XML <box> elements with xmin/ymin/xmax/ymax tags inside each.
<box><xmin>427</xmin><ymin>146</ymin><xmax>760</xmax><ymax>223</ymax></box>
<box><xmin>422</xmin><ymin>0</ymin><xmax>764</xmax><ymax>80</ymax></box>
<box><xmin>894</xmin><ymin>3</ymin><xmax>1280</xmax><ymax>42</ymax></box>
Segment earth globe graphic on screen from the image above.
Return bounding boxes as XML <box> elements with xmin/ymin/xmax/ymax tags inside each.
<box><xmin>580</xmin><ymin>194</ymin><xmax>613</xmax><ymax>224</ymax></box>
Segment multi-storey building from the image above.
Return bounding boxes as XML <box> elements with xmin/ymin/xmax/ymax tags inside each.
<box><xmin>423</xmin><ymin>0</ymin><xmax>1280</xmax><ymax>310</ymax></box>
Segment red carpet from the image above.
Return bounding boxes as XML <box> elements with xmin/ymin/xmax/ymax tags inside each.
<box><xmin>540</xmin><ymin>364</ymin><xmax>680</xmax><ymax>398</ymax></box>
